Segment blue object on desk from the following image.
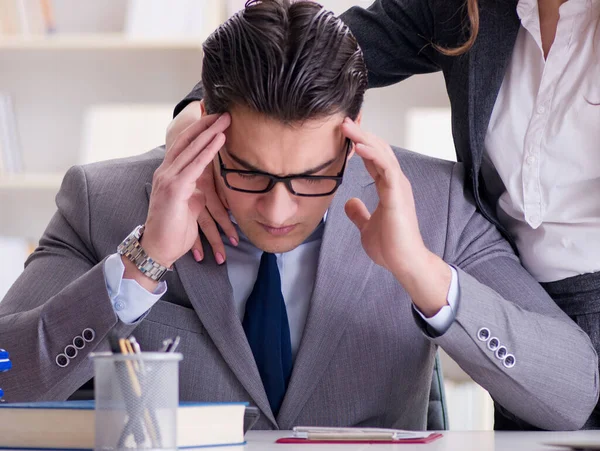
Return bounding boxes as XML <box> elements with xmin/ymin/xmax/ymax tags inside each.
<box><xmin>0</xmin><ymin>349</ymin><xmax>11</xmax><ymax>401</ymax></box>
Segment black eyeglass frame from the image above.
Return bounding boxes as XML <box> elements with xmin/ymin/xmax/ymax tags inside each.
<box><xmin>218</xmin><ymin>139</ymin><xmax>352</xmax><ymax>197</ymax></box>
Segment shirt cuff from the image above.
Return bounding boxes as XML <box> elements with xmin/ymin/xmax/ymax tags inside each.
<box><xmin>413</xmin><ymin>265</ymin><xmax>459</xmax><ymax>334</ymax></box>
<box><xmin>103</xmin><ymin>253</ymin><xmax>167</xmax><ymax>324</ymax></box>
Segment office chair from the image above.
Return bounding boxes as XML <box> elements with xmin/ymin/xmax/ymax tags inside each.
<box><xmin>427</xmin><ymin>352</ymin><xmax>449</xmax><ymax>430</ymax></box>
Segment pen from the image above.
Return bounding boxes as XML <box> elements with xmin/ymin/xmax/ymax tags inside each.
<box><xmin>110</xmin><ymin>334</ymin><xmax>152</xmax><ymax>448</ymax></box>
<box><xmin>117</xmin><ymin>338</ymin><xmax>147</xmax><ymax>447</ymax></box>
<box><xmin>158</xmin><ymin>338</ymin><xmax>173</xmax><ymax>353</ymax></box>
<box><xmin>166</xmin><ymin>336</ymin><xmax>180</xmax><ymax>353</ymax></box>
<box><xmin>128</xmin><ymin>336</ymin><xmax>162</xmax><ymax>448</ymax></box>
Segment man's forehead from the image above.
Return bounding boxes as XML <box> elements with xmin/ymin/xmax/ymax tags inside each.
<box><xmin>227</xmin><ymin>106</ymin><xmax>344</xmax><ymax>137</ymax></box>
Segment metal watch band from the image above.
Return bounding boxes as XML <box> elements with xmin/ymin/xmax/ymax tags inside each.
<box><xmin>117</xmin><ymin>225</ymin><xmax>171</xmax><ymax>281</ymax></box>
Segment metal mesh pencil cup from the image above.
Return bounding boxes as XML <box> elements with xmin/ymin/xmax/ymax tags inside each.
<box><xmin>91</xmin><ymin>352</ymin><xmax>182</xmax><ymax>451</ymax></box>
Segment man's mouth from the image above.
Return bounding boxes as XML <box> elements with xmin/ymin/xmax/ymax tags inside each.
<box><xmin>259</xmin><ymin>222</ymin><xmax>298</xmax><ymax>236</ymax></box>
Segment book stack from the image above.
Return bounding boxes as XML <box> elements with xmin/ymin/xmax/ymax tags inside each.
<box><xmin>0</xmin><ymin>93</ymin><xmax>24</xmax><ymax>175</ymax></box>
<box><xmin>0</xmin><ymin>401</ymin><xmax>248</xmax><ymax>449</ymax></box>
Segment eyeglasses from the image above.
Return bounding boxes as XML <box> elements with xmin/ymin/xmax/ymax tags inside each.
<box><xmin>218</xmin><ymin>139</ymin><xmax>351</xmax><ymax>197</ymax></box>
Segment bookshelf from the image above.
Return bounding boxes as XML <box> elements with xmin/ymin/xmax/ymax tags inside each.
<box><xmin>0</xmin><ymin>41</ymin><xmax>203</xmax><ymax>239</ymax></box>
<box><xmin>0</xmin><ymin>34</ymin><xmax>204</xmax><ymax>50</ymax></box>
<box><xmin>0</xmin><ymin>0</ymin><xmax>222</xmax><ymax>238</ymax></box>
<box><xmin>0</xmin><ymin>39</ymin><xmax>202</xmax><ymax>238</ymax></box>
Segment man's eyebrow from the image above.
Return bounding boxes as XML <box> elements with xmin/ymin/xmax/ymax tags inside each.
<box><xmin>226</xmin><ymin>150</ymin><xmax>339</xmax><ymax>176</ymax></box>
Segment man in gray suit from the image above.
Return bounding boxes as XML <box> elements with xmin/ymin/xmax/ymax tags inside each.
<box><xmin>0</xmin><ymin>0</ymin><xmax>597</xmax><ymax>431</ymax></box>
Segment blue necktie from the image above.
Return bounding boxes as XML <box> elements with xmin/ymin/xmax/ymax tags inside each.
<box><xmin>242</xmin><ymin>252</ymin><xmax>292</xmax><ymax>417</ymax></box>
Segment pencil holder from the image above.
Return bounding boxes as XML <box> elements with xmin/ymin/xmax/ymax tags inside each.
<box><xmin>91</xmin><ymin>352</ymin><xmax>182</xmax><ymax>451</ymax></box>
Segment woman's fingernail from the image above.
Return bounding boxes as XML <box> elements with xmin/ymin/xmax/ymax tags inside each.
<box><xmin>193</xmin><ymin>249</ymin><xmax>203</xmax><ymax>262</ymax></box>
<box><xmin>216</xmin><ymin>252</ymin><xmax>225</xmax><ymax>265</ymax></box>
<box><xmin>229</xmin><ymin>237</ymin><xmax>239</xmax><ymax>246</ymax></box>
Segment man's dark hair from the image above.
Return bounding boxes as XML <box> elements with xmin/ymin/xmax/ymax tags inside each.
<box><xmin>201</xmin><ymin>0</ymin><xmax>367</xmax><ymax>122</ymax></box>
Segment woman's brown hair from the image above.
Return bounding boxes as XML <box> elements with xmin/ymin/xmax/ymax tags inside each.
<box><xmin>435</xmin><ymin>0</ymin><xmax>480</xmax><ymax>56</ymax></box>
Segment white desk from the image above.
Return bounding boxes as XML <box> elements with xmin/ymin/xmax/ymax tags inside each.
<box><xmin>244</xmin><ymin>430</ymin><xmax>600</xmax><ymax>450</ymax></box>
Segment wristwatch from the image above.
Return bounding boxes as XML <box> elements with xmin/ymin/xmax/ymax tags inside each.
<box><xmin>117</xmin><ymin>225</ymin><xmax>171</xmax><ymax>281</ymax></box>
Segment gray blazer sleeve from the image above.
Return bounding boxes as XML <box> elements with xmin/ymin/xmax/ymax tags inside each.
<box><xmin>422</xmin><ymin>164</ymin><xmax>599</xmax><ymax>430</ymax></box>
<box><xmin>0</xmin><ymin>166</ymin><xmax>137</xmax><ymax>402</ymax></box>
<box><xmin>339</xmin><ymin>0</ymin><xmax>442</xmax><ymax>87</ymax></box>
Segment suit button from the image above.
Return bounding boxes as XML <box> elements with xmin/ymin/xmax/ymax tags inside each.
<box><xmin>504</xmin><ymin>354</ymin><xmax>516</xmax><ymax>368</ymax></box>
<box><xmin>64</xmin><ymin>344</ymin><xmax>78</xmax><ymax>359</ymax></box>
<box><xmin>477</xmin><ymin>327</ymin><xmax>490</xmax><ymax>341</ymax></box>
<box><xmin>495</xmin><ymin>346</ymin><xmax>507</xmax><ymax>360</ymax></box>
<box><xmin>487</xmin><ymin>337</ymin><xmax>500</xmax><ymax>351</ymax></box>
<box><xmin>73</xmin><ymin>336</ymin><xmax>86</xmax><ymax>350</ymax></box>
<box><xmin>56</xmin><ymin>354</ymin><xmax>69</xmax><ymax>368</ymax></box>
<box><xmin>82</xmin><ymin>328</ymin><xmax>96</xmax><ymax>342</ymax></box>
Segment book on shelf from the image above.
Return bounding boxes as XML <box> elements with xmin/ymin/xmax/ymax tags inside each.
<box><xmin>0</xmin><ymin>0</ymin><xmax>55</xmax><ymax>36</ymax></box>
<box><xmin>0</xmin><ymin>93</ymin><xmax>24</xmax><ymax>175</ymax></box>
<box><xmin>124</xmin><ymin>0</ymin><xmax>224</xmax><ymax>41</ymax></box>
<box><xmin>0</xmin><ymin>400</ymin><xmax>247</xmax><ymax>449</ymax></box>
<box><xmin>79</xmin><ymin>103</ymin><xmax>173</xmax><ymax>165</ymax></box>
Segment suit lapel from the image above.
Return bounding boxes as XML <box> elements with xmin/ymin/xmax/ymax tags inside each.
<box><xmin>468</xmin><ymin>0</ymin><xmax>520</xmax><ymax>171</ymax></box>
<box><xmin>276</xmin><ymin>158</ymin><xmax>375</xmax><ymax>428</ymax></box>
<box><xmin>144</xmin><ymin>184</ymin><xmax>276</xmax><ymax>427</ymax></box>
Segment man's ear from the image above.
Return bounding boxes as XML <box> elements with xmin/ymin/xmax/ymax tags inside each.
<box><xmin>200</xmin><ymin>100</ymin><xmax>207</xmax><ymax>116</ymax></box>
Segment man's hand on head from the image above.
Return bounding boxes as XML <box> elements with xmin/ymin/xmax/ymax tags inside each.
<box><xmin>127</xmin><ymin>113</ymin><xmax>230</xmax><ymax>288</ymax></box>
<box><xmin>341</xmin><ymin>118</ymin><xmax>451</xmax><ymax>317</ymax></box>
<box><xmin>164</xmin><ymin>103</ymin><xmax>239</xmax><ymax>265</ymax></box>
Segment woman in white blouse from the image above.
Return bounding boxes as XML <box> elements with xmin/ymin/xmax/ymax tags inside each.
<box><xmin>167</xmin><ymin>0</ymin><xmax>600</xmax><ymax>429</ymax></box>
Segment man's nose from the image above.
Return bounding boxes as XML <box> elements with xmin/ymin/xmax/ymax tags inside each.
<box><xmin>258</xmin><ymin>182</ymin><xmax>298</xmax><ymax>225</ymax></box>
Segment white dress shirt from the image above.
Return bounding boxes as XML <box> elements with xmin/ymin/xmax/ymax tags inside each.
<box><xmin>104</xmin><ymin>222</ymin><xmax>459</xmax><ymax>356</ymax></box>
<box><xmin>483</xmin><ymin>0</ymin><xmax>600</xmax><ymax>282</ymax></box>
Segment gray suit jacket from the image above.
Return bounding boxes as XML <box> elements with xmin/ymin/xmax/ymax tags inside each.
<box><xmin>0</xmin><ymin>147</ymin><xmax>597</xmax><ymax>430</ymax></box>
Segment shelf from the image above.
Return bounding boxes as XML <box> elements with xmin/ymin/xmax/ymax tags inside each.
<box><xmin>0</xmin><ymin>33</ymin><xmax>204</xmax><ymax>50</ymax></box>
<box><xmin>0</xmin><ymin>173</ymin><xmax>63</xmax><ymax>190</ymax></box>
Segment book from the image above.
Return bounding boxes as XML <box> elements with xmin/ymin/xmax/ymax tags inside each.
<box><xmin>0</xmin><ymin>401</ymin><xmax>247</xmax><ymax>449</ymax></box>
<box><xmin>0</xmin><ymin>0</ymin><xmax>47</xmax><ymax>36</ymax></box>
<box><xmin>0</xmin><ymin>1</ymin><xmax>22</xmax><ymax>35</ymax></box>
<box><xmin>39</xmin><ymin>0</ymin><xmax>56</xmax><ymax>34</ymax></box>
<box><xmin>0</xmin><ymin>93</ymin><xmax>24</xmax><ymax>174</ymax></box>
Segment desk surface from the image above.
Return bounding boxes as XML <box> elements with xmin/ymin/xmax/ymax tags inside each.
<box><xmin>244</xmin><ymin>430</ymin><xmax>600</xmax><ymax>451</ymax></box>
